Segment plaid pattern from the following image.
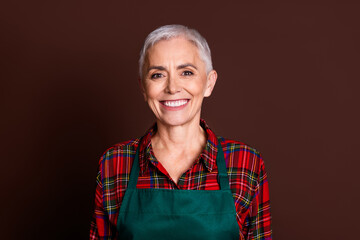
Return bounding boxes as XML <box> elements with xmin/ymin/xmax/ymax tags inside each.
<box><xmin>90</xmin><ymin>119</ymin><xmax>272</xmax><ymax>239</ymax></box>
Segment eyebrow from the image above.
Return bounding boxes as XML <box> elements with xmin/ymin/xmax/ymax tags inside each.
<box><xmin>147</xmin><ymin>66</ymin><xmax>167</xmax><ymax>72</ymax></box>
<box><xmin>147</xmin><ymin>63</ymin><xmax>197</xmax><ymax>73</ymax></box>
<box><xmin>177</xmin><ymin>63</ymin><xmax>197</xmax><ymax>70</ymax></box>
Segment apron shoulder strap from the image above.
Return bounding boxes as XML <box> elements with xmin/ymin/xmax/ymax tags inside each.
<box><xmin>127</xmin><ymin>140</ymin><xmax>141</xmax><ymax>190</ymax></box>
<box><xmin>216</xmin><ymin>138</ymin><xmax>231</xmax><ymax>191</ymax></box>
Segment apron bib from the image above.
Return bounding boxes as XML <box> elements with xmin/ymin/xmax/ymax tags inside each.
<box><xmin>117</xmin><ymin>139</ymin><xmax>239</xmax><ymax>240</ymax></box>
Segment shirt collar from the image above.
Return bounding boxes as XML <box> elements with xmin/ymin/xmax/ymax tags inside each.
<box><xmin>138</xmin><ymin>119</ymin><xmax>219</xmax><ymax>175</ymax></box>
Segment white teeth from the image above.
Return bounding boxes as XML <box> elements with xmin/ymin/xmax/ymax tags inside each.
<box><xmin>164</xmin><ymin>100</ymin><xmax>188</xmax><ymax>107</ymax></box>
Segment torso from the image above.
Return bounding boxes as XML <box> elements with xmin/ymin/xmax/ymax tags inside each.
<box><xmin>90</xmin><ymin>119</ymin><xmax>272</xmax><ymax>239</ymax></box>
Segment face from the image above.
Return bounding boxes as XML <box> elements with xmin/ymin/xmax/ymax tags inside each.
<box><xmin>141</xmin><ymin>37</ymin><xmax>217</xmax><ymax>127</ymax></box>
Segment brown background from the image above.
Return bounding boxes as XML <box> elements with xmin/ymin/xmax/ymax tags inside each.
<box><xmin>1</xmin><ymin>1</ymin><xmax>359</xmax><ymax>239</ymax></box>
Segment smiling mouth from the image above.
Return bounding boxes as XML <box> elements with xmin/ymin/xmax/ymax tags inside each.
<box><xmin>161</xmin><ymin>99</ymin><xmax>189</xmax><ymax>107</ymax></box>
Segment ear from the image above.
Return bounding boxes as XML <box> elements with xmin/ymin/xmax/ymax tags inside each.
<box><xmin>138</xmin><ymin>77</ymin><xmax>148</xmax><ymax>101</ymax></box>
<box><xmin>204</xmin><ymin>70</ymin><xmax>218</xmax><ymax>97</ymax></box>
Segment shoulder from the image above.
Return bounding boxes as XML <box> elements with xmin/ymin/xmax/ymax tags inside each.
<box><xmin>97</xmin><ymin>138</ymin><xmax>140</xmax><ymax>177</ymax></box>
<box><xmin>99</xmin><ymin>138</ymin><xmax>139</xmax><ymax>163</ymax></box>
<box><xmin>219</xmin><ymin>136</ymin><xmax>265</xmax><ymax>181</ymax></box>
<box><xmin>219</xmin><ymin>137</ymin><xmax>262</xmax><ymax>159</ymax></box>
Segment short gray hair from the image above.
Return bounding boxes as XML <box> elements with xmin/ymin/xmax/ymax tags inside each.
<box><xmin>139</xmin><ymin>24</ymin><xmax>213</xmax><ymax>79</ymax></box>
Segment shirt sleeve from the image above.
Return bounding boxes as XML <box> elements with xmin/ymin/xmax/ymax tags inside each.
<box><xmin>245</xmin><ymin>157</ymin><xmax>272</xmax><ymax>239</ymax></box>
<box><xmin>89</xmin><ymin>166</ymin><xmax>116</xmax><ymax>239</ymax></box>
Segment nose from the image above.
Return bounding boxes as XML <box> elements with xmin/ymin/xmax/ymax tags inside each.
<box><xmin>165</xmin><ymin>74</ymin><xmax>181</xmax><ymax>94</ymax></box>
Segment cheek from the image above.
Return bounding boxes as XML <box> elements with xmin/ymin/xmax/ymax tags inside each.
<box><xmin>189</xmin><ymin>80</ymin><xmax>208</xmax><ymax>97</ymax></box>
<box><xmin>144</xmin><ymin>83</ymin><xmax>162</xmax><ymax>101</ymax></box>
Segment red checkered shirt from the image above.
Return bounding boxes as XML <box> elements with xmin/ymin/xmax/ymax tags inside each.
<box><xmin>90</xmin><ymin>119</ymin><xmax>272</xmax><ymax>239</ymax></box>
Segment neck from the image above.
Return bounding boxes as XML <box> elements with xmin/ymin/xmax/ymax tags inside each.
<box><xmin>152</xmin><ymin>117</ymin><xmax>206</xmax><ymax>152</ymax></box>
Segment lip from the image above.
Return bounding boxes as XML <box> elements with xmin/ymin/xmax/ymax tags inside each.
<box><xmin>160</xmin><ymin>99</ymin><xmax>190</xmax><ymax>111</ymax></box>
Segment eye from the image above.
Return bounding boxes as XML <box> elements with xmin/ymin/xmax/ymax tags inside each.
<box><xmin>150</xmin><ymin>73</ymin><xmax>163</xmax><ymax>79</ymax></box>
<box><xmin>182</xmin><ymin>70</ymin><xmax>193</xmax><ymax>76</ymax></box>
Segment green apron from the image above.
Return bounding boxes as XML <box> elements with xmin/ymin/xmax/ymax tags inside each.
<box><xmin>117</xmin><ymin>139</ymin><xmax>239</xmax><ymax>239</ymax></box>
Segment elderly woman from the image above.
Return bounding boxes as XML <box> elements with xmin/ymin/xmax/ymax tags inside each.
<box><xmin>90</xmin><ymin>25</ymin><xmax>272</xmax><ymax>240</ymax></box>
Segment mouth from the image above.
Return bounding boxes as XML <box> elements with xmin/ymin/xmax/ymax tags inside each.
<box><xmin>160</xmin><ymin>99</ymin><xmax>190</xmax><ymax>110</ymax></box>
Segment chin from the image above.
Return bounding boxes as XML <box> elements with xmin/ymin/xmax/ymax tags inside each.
<box><xmin>157</xmin><ymin>115</ymin><xmax>197</xmax><ymax>127</ymax></box>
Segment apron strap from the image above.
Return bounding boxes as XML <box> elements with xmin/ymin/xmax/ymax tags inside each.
<box><xmin>216</xmin><ymin>138</ymin><xmax>231</xmax><ymax>191</ymax></box>
<box><xmin>126</xmin><ymin>137</ymin><xmax>231</xmax><ymax>191</ymax></box>
<box><xmin>127</xmin><ymin>141</ymin><xmax>141</xmax><ymax>190</ymax></box>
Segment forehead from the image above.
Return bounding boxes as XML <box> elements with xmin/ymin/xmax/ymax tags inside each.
<box><xmin>146</xmin><ymin>37</ymin><xmax>202</xmax><ymax>65</ymax></box>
